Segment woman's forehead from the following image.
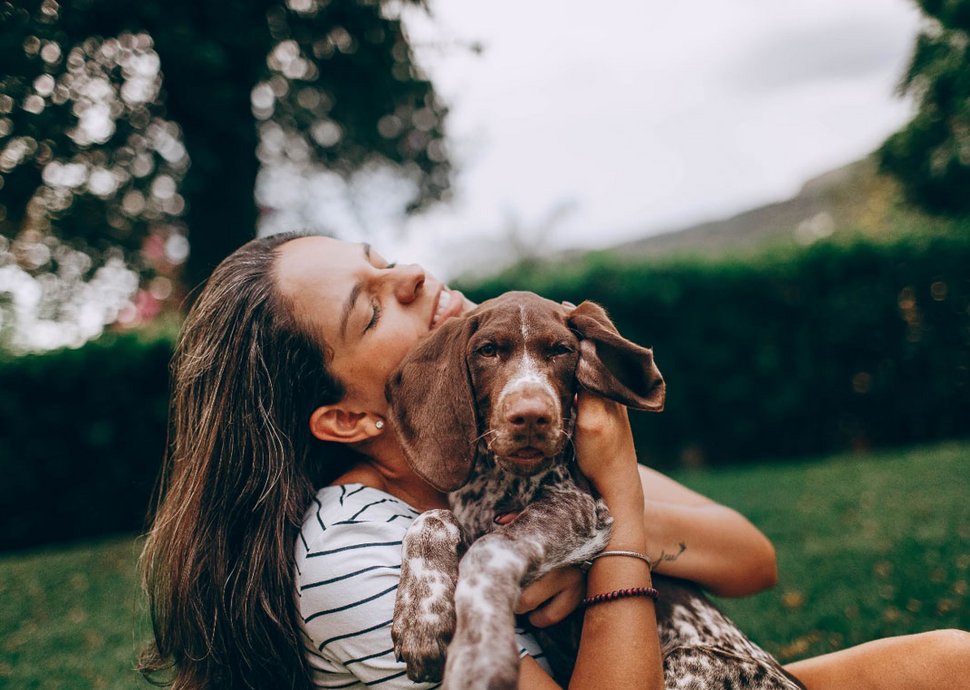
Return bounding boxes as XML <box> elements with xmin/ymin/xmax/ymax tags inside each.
<box><xmin>275</xmin><ymin>236</ymin><xmax>365</xmax><ymax>329</ymax></box>
<box><xmin>276</xmin><ymin>237</ymin><xmax>360</xmax><ymax>287</ymax></box>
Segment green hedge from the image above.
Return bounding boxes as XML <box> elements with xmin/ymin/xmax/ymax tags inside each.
<box><xmin>460</xmin><ymin>235</ymin><xmax>970</xmax><ymax>469</ymax></box>
<box><xmin>2</xmin><ymin>234</ymin><xmax>969</xmax><ymax>550</ymax></box>
<box><xmin>0</xmin><ymin>333</ymin><xmax>171</xmax><ymax>551</ymax></box>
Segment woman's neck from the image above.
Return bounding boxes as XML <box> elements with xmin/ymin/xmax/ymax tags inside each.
<box><xmin>332</xmin><ymin>436</ymin><xmax>449</xmax><ymax>512</ymax></box>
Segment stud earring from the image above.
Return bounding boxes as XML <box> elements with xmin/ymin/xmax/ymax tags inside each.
<box><xmin>375</xmin><ymin>419</ymin><xmax>385</xmax><ymax>430</ymax></box>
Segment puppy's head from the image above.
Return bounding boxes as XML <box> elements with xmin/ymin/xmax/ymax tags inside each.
<box><xmin>386</xmin><ymin>292</ymin><xmax>664</xmax><ymax>492</ymax></box>
<box><xmin>467</xmin><ymin>292</ymin><xmax>580</xmax><ymax>476</ymax></box>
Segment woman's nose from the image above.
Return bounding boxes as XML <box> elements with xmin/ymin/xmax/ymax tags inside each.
<box><xmin>391</xmin><ymin>264</ymin><xmax>425</xmax><ymax>303</ymax></box>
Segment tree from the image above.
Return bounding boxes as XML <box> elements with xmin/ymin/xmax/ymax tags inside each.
<box><xmin>879</xmin><ymin>0</ymin><xmax>970</xmax><ymax>215</ymax></box>
<box><xmin>0</xmin><ymin>0</ymin><xmax>450</xmax><ymax>308</ymax></box>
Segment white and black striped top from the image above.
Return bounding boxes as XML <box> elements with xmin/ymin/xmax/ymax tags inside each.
<box><xmin>295</xmin><ymin>484</ymin><xmax>549</xmax><ymax>689</ymax></box>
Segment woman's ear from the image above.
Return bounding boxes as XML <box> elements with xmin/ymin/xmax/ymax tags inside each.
<box><xmin>309</xmin><ymin>406</ymin><xmax>383</xmax><ymax>444</ymax></box>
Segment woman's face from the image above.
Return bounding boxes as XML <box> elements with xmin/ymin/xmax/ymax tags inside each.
<box><xmin>275</xmin><ymin>236</ymin><xmax>467</xmax><ymax>416</ymax></box>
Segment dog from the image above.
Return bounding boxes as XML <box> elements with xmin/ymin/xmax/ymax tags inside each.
<box><xmin>387</xmin><ymin>291</ymin><xmax>804</xmax><ymax>690</ymax></box>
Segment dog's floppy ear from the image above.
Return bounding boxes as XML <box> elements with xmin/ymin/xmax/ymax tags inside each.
<box><xmin>567</xmin><ymin>301</ymin><xmax>665</xmax><ymax>411</ymax></box>
<box><xmin>386</xmin><ymin>316</ymin><xmax>478</xmax><ymax>492</ymax></box>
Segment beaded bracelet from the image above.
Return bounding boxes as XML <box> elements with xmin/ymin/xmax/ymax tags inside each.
<box><xmin>582</xmin><ymin>586</ymin><xmax>659</xmax><ymax>608</ymax></box>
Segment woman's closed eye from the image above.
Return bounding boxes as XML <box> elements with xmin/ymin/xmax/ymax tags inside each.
<box><xmin>361</xmin><ymin>262</ymin><xmax>397</xmax><ymax>333</ymax></box>
<box><xmin>366</xmin><ymin>300</ymin><xmax>382</xmax><ymax>331</ymax></box>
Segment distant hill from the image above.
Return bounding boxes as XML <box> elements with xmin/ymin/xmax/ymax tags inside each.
<box><xmin>607</xmin><ymin>157</ymin><xmax>934</xmax><ymax>260</ymax></box>
<box><xmin>458</xmin><ymin>156</ymin><xmax>954</xmax><ymax>285</ymax></box>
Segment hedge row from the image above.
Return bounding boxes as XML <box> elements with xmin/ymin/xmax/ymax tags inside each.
<box><xmin>0</xmin><ymin>333</ymin><xmax>171</xmax><ymax>551</ymax></box>
<box><xmin>2</xmin><ymin>235</ymin><xmax>968</xmax><ymax>550</ymax></box>
<box><xmin>460</xmin><ymin>235</ymin><xmax>970</xmax><ymax>469</ymax></box>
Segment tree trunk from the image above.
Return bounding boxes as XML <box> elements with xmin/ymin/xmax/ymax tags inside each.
<box><xmin>149</xmin><ymin>3</ymin><xmax>271</xmax><ymax>292</ymax></box>
<box><xmin>176</xmin><ymin>121</ymin><xmax>261</xmax><ymax>292</ymax></box>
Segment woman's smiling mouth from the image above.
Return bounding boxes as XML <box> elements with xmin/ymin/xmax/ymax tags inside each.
<box><xmin>431</xmin><ymin>287</ymin><xmax>465</xmax><ymax>328</ymax></box>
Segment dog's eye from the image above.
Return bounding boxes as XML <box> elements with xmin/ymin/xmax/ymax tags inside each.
<box><xmin>476</xmin><ymin>342</ymin><xmax>499</xmax><ymax>358</ymax></box>
<box><xmin>548</xmin><ymin>343</ymin><xmax>575</xmax><ymax>358</ymax></box>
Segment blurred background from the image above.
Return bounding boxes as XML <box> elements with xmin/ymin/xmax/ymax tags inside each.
<box><xmin>1</xmin><ymin>0</ymin><xmax>968</xmax><ymax>687</ymax></box>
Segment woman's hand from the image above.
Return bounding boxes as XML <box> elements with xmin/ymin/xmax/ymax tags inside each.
<box><xmin>515</xmin><ymin>567</ymin><xmax>585</xmax><ymax>627</ymax></box>
<box><xmin>573</xmin><ymin>392</ymin><xmax>641</xmax><ymax>502</ymax></box>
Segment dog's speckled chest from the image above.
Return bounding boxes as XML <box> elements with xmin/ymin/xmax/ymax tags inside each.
<box><xmin>449</xmin><ymin>451</ymin><xmax>577</xmax><ymax>542</ymax></box>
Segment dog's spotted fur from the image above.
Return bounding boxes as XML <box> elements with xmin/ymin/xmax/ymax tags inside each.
<box><xmin>387</xmin><ymin>292</ymin><xmax>804</xmax><ymax>690</ymax></box>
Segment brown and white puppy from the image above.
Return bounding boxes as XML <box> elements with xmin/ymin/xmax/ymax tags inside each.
<box><xmin>387</xmin><ymin>291</ymin><xmax>803</xmax><ymax>690</ymax></box>
<box><xmin>387</xmin><ymin>292</ymin><xmax>661</xmax><ymax>689</ymax></box>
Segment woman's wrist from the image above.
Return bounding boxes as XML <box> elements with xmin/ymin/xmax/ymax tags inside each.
<box><xmin>604</xmin><ymin>527</ymin><xmax>648</xmax><ymax>559</ymax></box>
<box><xmin>586</xmin><ymin>533</ymin><xmax>654</xmax><ymax>596</ymax></box>
<box><xmin>596</xmin><ymin>473</ymin><xmax>645</xmax><ymax>527</ymax></box>
<box><xmin>599</xmin><ymin>497</ymin><xmax>649</xmax><ymax>575</ymax></box>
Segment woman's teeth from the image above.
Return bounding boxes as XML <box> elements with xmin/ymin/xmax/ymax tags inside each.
<box><xmin>433</xmin><ymin>290</ymin><xmax>452</xmax><ymax>326</ymax></box>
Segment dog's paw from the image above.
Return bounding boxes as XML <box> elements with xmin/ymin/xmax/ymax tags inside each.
<box><xmin>392</xmin><ymin>546</ymin><xmax>459</xmax><ymax>681</ymax></box>
<box><xmin>391</xmin><ymin>616</ymin><xmax>451</xmax><ymax>683</ymax></box>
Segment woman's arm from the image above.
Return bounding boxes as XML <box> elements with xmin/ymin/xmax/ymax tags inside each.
<box><xmin>516</xmin><ymin>490</ymin><xmax>664</xmax><ymax>690</ymax></box>
<box><xmin>540</xmin><ymin>393</ymin><xmax>664</xmax><ymax>690</ymax></box>
<box><xmin>516</xmin><ymin>462</ymin><xmax>778</xmax><ymax>628</ymax></box>
<box><xmin>639</xmin><ymin>466</ymin><xmax>778</xmax><ymax>597</ymax></box>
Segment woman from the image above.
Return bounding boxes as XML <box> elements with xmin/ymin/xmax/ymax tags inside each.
<box><xmin>139</xmin><ymin>232</ymin><xmax>969</xmax><ymax>689</ymax></box>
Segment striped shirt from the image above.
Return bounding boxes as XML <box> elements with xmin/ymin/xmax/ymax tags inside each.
<box><xmin>295</xmin><ymin>484</ymin><xmax>549</xmax><ymax>689</ymax></box>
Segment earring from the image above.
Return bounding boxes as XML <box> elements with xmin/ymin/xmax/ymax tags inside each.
<box><xmin>375</xmin><ymin>419</ymin><xmax>385</xmax><ymax>431</ymax></box>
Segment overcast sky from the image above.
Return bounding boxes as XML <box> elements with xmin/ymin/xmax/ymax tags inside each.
<box><xmin>260</xmin><ymin>0</ymin><xmax>923</xmax><ymax>278</ymax></box>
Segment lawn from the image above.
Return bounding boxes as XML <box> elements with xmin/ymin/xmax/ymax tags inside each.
<box><xmin>685</xmin><ymin>441</ymin><xmax>970</xmax><ymax>661</ymax></box>
<box><xmin>1</xmin><ymin>441</ymin><xmax>967</xmax><ymax>688</ymax></box>
<box><xmin>0</xmin><ymin>536</ymin><xmax>149</xmax><ymax>689</ymax></box>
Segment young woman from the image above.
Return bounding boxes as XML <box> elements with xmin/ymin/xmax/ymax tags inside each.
<box><xmin>139</xmin><ymin>232</ymin><xmax>969</xmax><ymax>689</ymax></box>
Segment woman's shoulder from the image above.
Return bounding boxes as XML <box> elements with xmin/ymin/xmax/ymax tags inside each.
<box><xmin>310</xmin><ymin>483</ymin><xmax>420</xmax><ymax>526</ymax></box>
<box><xmin>295</xmin><ymin>484</ymin><xmax>420</xmax><ymax>572</ymax></box>
<box><xmin>294</xmin><ymin>485</ymin><xmax>424</xmax><ymax>686</ymax></box>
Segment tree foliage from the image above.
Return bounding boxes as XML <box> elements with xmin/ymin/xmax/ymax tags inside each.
<box><xmin>0</xmin><ymin>0</ymin><xmax>450</xmax><ymax>346</ymax></box>
<box><xmin>879</xmin><ymin>0</ymin><xmax>970</xmax><ymax>215</ymax></box>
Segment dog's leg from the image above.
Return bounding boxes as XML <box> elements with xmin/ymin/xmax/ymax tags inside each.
<box><xmin>392</xmin><ymin>509</ymin><xmax>465</xmax><ymax>683</ymax></box>
<box><xmin>444</xmin><ymin>489</ymin><xmax>611</xmax><ymax>690</ymax></box>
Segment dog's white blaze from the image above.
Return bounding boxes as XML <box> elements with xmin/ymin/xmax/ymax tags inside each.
<box><xmin>497</xmin><ymin>352</ymin><xmax>557</xmax><ymax>405</ymax></box>
<box><xmin>487</xmin><ymin>305</ymin><xmax>560</xmax><ymax>424</ymax></box>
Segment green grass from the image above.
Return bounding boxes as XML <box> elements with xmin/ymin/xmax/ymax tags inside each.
<box><xmin>1</xmin><ymin>441</ymin><xmax>968</xmax><ymax>687</ymax></box>
<box><xmin>678</xmin><ymin>441</ymin><xmax>970</xmax><ymax>662</ymax></box>
<box><xmin>0</xmin><ymin>536</ymin><xmax>149</xmax><ymax>689</ymax></box>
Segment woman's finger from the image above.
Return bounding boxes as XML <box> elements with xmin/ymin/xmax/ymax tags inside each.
<box><xmin>527</xmin><ymin>583</ymin><xmax>585</xmax><ymax>628</ymax></box>
<box><xmin>515</xmin><ymin>567</ymin><xmax>584</xmax><ymax>616</ymax></box>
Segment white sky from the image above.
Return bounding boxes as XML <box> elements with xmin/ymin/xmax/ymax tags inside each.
<box><xmin>261</xmin><ymin>0</ymin><xmax>923</xmax><ymax>279</ymax></box>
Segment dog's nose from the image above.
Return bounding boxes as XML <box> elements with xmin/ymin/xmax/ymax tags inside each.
<box><xmin>505</xmin><ymin>396</ymin><xmax>553</xmax><ymax>430</ymax></box>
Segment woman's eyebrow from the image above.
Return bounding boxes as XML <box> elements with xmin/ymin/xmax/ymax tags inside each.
<box><xmin>339</xmin><ymin>244</ymin><xmax>370</xmax><ymax>339</ymax></box>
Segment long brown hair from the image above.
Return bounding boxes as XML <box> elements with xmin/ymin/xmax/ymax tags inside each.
<box><xmin>139</xmin><ymin>232</ymin><xmax>349</xmax><ymax>688</ymax></box>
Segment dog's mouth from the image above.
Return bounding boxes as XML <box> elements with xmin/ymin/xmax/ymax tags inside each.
<box><xmin>507</xmin><ymin>447</ymin><xmax>545</xmax><ymax>461</ymax></box>
<box><xmin>496</xmin><ymin>447</ymin><xmax>555</xmax><ymax>475</ymax></box>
